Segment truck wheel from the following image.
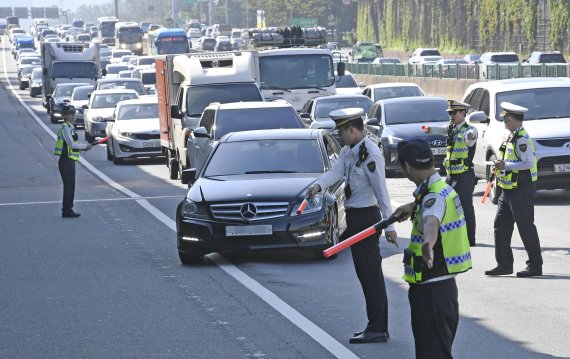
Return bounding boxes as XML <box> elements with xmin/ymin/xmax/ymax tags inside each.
<box><xmin>167</xmin><ymin>151</ymin><xmax>179</xmax><ymax>180</ymax></box>
<box><xmin>178</xmin><ymin>153</ymin><xmax>189</xmax><ymax>184</ymax></box>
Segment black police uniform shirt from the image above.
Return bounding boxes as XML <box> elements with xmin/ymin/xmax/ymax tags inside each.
<box><xmin>315</xmin><ymin>136</ymin><xmax>395</xmax><ymax>232</ymax></box>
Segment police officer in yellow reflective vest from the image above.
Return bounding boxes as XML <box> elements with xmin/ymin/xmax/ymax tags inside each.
<box><xmin>393</xmin><ymin>139</ymin><xmax>472</xmax><ymax>359</ymax></box>
<box><xmin>424</xmin><ymin>100</ymin><xmax>478</xmax><ymax>246</ymax></box>
<box><xmin>485</xmin><ymin>102</ymin><xmax>543</xmax><ymax>278</ymax></box>
<box><xmin>54</xmin><ymin>104</ymin><xmax>93</xmax><ymax>218</ymax></box>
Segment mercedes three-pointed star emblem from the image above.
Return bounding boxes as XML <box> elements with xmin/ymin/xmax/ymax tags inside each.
<box><xmin>240</xmin><ymin>203</ymin><xmax>257</xmax><ymax>219</ymax></box>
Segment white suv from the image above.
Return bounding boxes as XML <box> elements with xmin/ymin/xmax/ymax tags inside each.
<box><xmin>478</xmin><ymin>52</ymin><xmax>519</xmax><ymax>79</ymax></box>
<box><xmin>409</xmin><ymin>48</ymin><xmax>442</xmax><ymax>64</ymax></box>
<box><xmin>461</xmin><ymin>78</ymin><xmax>570</xmax><ymax>203</ymax></box>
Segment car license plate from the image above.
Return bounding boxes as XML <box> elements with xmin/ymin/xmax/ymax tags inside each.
<box><xmin>554</xmin><ymin>164</ymin><xmax>570</xmax><ymax>172</ymax></box>
<box><xmin>431</xmin><ymin>147</ymin><xmax>446</xmax><ymax>155</ymax></box>
<box><xmin>226</xmin><ymin>225</ymin><xmax>273</xmax><ymax>237</ymax></box>
<box><xmin>143</xmin><ymin>141</ymin><xmax>160</xmax><ymax>148</ymax></box>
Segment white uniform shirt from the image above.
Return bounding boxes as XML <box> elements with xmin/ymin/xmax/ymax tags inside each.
<box><xmin>315</xmin><ymin>136</ymin><xmax>395</xmax><ymax>232</ymax></box>
<box><xmin>62</xmin><ymin>123</ymin><xmax>88</xmax><ymax>151</ymax></box>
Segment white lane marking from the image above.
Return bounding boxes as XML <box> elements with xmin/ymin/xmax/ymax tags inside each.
<box><xmin>2</xmin><ymin>43</ymin><xmax>359</xmax><ymax>359</ymax></box>
<box><xmin>0</xmin><ymin>195</ymin><xmax>181</xmax><ymax>207</ymax></box>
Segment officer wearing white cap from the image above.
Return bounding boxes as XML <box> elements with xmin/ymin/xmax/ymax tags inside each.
<box><xmin>485</xmin><ymin>102</ymin><xmax>543</xmax><ymax>277</ymax></box>
<box><xmin>423</xmin><ymin>99</ymin><xmax>478</xmax><ymax>246</ymax></box>
<box><xmin>393</xmin><ymin>138</ymin><xmax>471</xmax><ymax>359</ymax></box>
<box><xmin>308</xmin><ymin>108</ymin><xmax>398</xmax><ymax>343</ymax></box>
<box><xmin>54</xmin><ymin>104</ymin><xmax>93</xmax><ymax>217</ymax></box>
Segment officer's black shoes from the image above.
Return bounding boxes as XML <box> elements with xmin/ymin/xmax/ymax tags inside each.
<box><xmin>516</xmin><ymin>266</ymin><xmax>542</xmax><ymax>278</ymax></box>
<box><xmin>349</xmin><ymin>330</ymin><xmax>389</xmax><ymax>344</ymax></box>
<box><xmin>62</xmin><ymin>211</ymin><xmax>81</xmax><ymax>218</ymax></box>
<box><xmin>485</xmin><ymin>266</ymin><xmax>513</xmax><ymax>276</ymax></box>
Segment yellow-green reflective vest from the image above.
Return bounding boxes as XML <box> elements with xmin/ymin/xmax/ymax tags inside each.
<box><xmin>404</xmin><ymin>178</ymin><xmax>472</xmax><ymax>284</ymax></box>
<box><xmin>497</xmin><ymin>128</ymin><xmax>538</xmax><ymax>190</ymax></box>
<box><xmin>445</xmin><ymin>123</ymin><xmax>474</xmax><ymax>175</ymax></box>
<box><xmin>54</xmin><ymin>122</ymin><xmax>80</xmax><ymax>161</ymax></box>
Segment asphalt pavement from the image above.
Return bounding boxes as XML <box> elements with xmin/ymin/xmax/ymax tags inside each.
<box><xmin>1</xmin><ymin>39</ymin><xmax>569</xmax><ymax>358</ymax></box>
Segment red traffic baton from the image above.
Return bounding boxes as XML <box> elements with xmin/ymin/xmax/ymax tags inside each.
<box><xmin>322</xmin><ymin>215</ymin><xmax>400</xmax><ymax>258</ymax></box>
<box><xmin>296</xmin><ymin>193</ymin><xmax>312</xmax><ymax>215</ymax></box>
<box><xmin>482</xmin><ymin>161</ymin><xmax>496</xmax><ymax>204</ymax></box>
<box><xmin>91</xmin><ymin>136</ymin><xmax>110</xmax><ymax>145</ymax></box>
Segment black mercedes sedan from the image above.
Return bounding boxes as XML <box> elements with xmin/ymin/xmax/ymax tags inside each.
<box><xmin>176</xmin><ymin>129</ymin><xmax>347</xmax><ymax>264</ymax></box>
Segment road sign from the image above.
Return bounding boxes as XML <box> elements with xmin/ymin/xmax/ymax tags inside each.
<box><xmin>291</xmin><ymin>18</ymin><xmax>318</xmax><ymax>28</ymax></box>
<box><xmin>45</xmin><ymin>7</ymin><xmax>59</xmax><ymax>19</ymax></box>
<box><xmin>14</xmin><ymin>7</ymin><xmax>28</xmax><ymax>18</ymax></box>
<box><xmin>31</xmin><ymin>7</ymin><xmax>45</xmax><ymax>19</ymax></box>
<box><xmin>0</xmin><ymin>7</ymin><xmax>12</xmax><ymax>17</ymax></box>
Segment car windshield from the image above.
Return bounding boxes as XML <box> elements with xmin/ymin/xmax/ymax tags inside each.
<box><xmin>140</xmin><ymin>73</ymin><xmax>156</xmax><ymax>85</ymax></box>
<box><xmin>204</xmin><ymin>139</ymin><xmax>324</xmax><ymax>176</ymax></box>
<box><xmin>374</xmin><ymin>86</ymin><xmax>423</xmax><ymax>100</ymax></box>
<box><xmin>52</xmin><ymin>62</ymin><xmax>98</xmax><ymax>79</ymax></box>
<box><xmin>186</xmin><ymin>84</ymin><xmax>262</xmax><ymax>115</ymax></box>
<box><xmin>107</xmin><ymin>65</ymin><xmax>128</xmax><ymax>74</ymax></box>
<box><xmin>100</xmin><ymin>50</ymin><xmax>111</xmax><ymax>57</ymax></box>
<box><xmin>335</xmin><ymin>75</ymin><xmax>358</xmax><ymax>88</ymax></box>
<box><xmin>539</xmin><ymin>54</ymin><xmax>566</xmax><ymax>63</ymax></box>
<box><xmin>21</xmin><ymin>58</ymin><xmax>40</xmax><ymax>65</ymax></box>
<box><xmin>490</xmin><ymin>54</ymin><xmax>519</xmax><ymax>62</ymax></box>
<box><xmin>315</xmin><ymin>98</ymin><xmax>372</xmax><ymax>118</ymax></box>
<box><xmin>259</xmin><ymin>54</ymin><xmax>334</xmax><ymax>89</ymax></box>
<box><xmin>55</xmin><ymin>84</ymin><xmax>86</xmax><ymax>97</ymax></box>
<box><xmin>421</xmin><ymin>50</ymin><xmax>440</xmax><ymax>56</ymax></box>
<box><xmin>496</xmin><ymin>87</ymin><xmax>570</xmax><ymax>120</ymax></box>
<box><xmin>213</xmin><ymin>107</ymin><xmax>302</xmax><ymax>139</ymax></box>
<box><xmin>72</xmin><ymin>87</ymin><xmax>92</xmax><ymax>100</ymax></box>
<box><xmin>157</xmin><ymin>39</ymin><xmax>189</xmax><ymax>54</ymax></box>
<box><xmin>117</xmin><ymin>103</ymin><xmax>159</xmax><ymax>120</ymax></box>
<box><xmin>138</xmin><ymin>57</ymin><xmax>154</xmax><ymax>65</ymax></box>
<box><xmin>32</xmin><ymin>70</ymin><xmax>42</xmax><ymax>79</ymax></box>
<box><xmin>91</xmin><ymin>93</ymin><xmax>138</xmax><ymax>109</ymax></box>
<box><xmin>21</xmin><ymin>66</ymin><xmax>37</xmax><ymax>76</ymax></box>
<box><xmin>112</xmin><ymin>51</ymin><xmax>131</xmax><ymax>58</ymax></box>
<box><xmin>118</xmin><ymin>28</ymin><xmax>142</xmax><ymax>42</ymax></box>
<box><xmin>384</xmin><ymin>100</ymin><xmax>448</xmax><ymax>125</ymax></box>
<box><xmin>98</xmin><ymin>81</ymin><xmax>145</xmax><ymax>95</ymax></box>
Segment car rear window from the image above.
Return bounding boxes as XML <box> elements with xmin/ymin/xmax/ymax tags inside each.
<box><xmin>374</xmin><ymin>86</ymin><xmax>423</xmax><ymax>100</ymax></box>
<box><xmin>214</xmin><ymin>107</ymin><xmax>303</xmax><ymax>139</ymax></box>
<box><xmin>539</xmin><ymin>54</ymin><xmax>566</xmax><ymax>63</ymax></box>
<box><xmin>490</xmin><ymin>54</ymin><xmax>519</xmax><ymax>62</ymax></box>
<box><xmin>384</xmin><ymin>99</ymin><xmax>448</xmax><ymax>125</ymax></box>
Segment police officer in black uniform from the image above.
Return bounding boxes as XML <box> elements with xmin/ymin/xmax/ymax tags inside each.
<box><xmin>54</xmin><ymin>104</ymin><xmax>93</xmax><ymax>217</ymax></box>
<box><xmin>308</xmin><ymin>108</ymin><xmax>398</xmax><ymax>343</ymax></box>
<box><xmin>485</xmin><ymin>102</ymin><xmax>543</xmax><ymax>277</ymax></box>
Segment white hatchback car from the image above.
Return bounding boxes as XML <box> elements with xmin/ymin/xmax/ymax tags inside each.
<box><xmin>84</xmin><ymin>89</ymin><xmax>139</xmax><ymax>142</ymax></box>
<box><xmin>106</xmin><ymin>97</ymin><xmax>162</xmax><ymax>164</ymax></box>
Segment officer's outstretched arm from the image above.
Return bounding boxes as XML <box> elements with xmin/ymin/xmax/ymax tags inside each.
<box><xmin>422</xmin><ymin>216</ymin><xmax>440</xmax><ymax>269</ymax></box>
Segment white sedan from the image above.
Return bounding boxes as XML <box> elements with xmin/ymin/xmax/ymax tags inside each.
<box><xmin>105</xmin><ymin>97</ymin><xmax>162</xmax><ymax>164</ymax></box>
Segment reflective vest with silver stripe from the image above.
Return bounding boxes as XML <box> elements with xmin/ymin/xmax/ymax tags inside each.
<box><xmin>445</xmin><ymin>123</ymin><xmax>475</xmax><ymax>175</ymax></box>
<box><xmin>404</xmin><ymin>179</ymin><xmax>472</xmax><ymax>284</ymax></box>
<box><xmin>54</xmin><ymin>122</ymin><xmax>80</xmax><ymax>161</ymax></box>
<box><xmin>497</xmin><ymin>128</ymin><xmax>538</xmax><ymax>190</ymax></box>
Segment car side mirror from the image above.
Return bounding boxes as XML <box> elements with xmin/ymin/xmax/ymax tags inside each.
<box><xmin>300</xmin><ymin>112</ymin><xmax>311</xmax><ymax>119</ymax></box>
<box><xmin>171</xmin><ymin>104</ymin><xmax>181</xmax><ymax>119</ymax></box>
<box><xmin>181</xmin><ymin>168</ymin><xmax>197</xmax><ymax>185</ymax></box>
<box><xmin>358</xmin><ymin>82</ymin><xmax>366</xmax><ymax>88</ymax></box>
<box><xmin>467</xmin><ymin>111</ymin><xmax>489</xmax><ymax>124</ymax></box>
<box><xmin>336</xmin><ymin>62</ymin><xmax>345</xmax><ymax>76</ymax></box>
<box><xmin>81</xmin><ymin>104</ymin><xmax>88</xmax><ymax>109</ymax></box>
<box><xmin>366</xmin><ymin>117</ymin><xmax>380</xmax><ymax>126</ymax></box>
<box><xmin>193</xmin><ymin>127</ymin><xmax>210</xmax><ymax>139</ymax></box>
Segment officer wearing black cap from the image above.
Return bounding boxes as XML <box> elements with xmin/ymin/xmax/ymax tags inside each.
<box><xmin>393</xmin><ymin>138</ymin><xmax>471</xmax><ymax>359</ymax></box>
<box><xmin>308</xmin><ymin>108</ymin><xmax>398</xmax><ymax>344</ymax></box>
<box><xmin>424</xmin><ymin>99</ymin><xmax>478</xmax><ymax>246</ymax></box>
<box><xmin>54</xmin><ymin>104</ymin><xmax>93</xmax><ymax>218</ymax></box>
<box><xmin>485</xmin><ymin>102</ymin><xmax>543</xmax><ymax>277</ymax></box>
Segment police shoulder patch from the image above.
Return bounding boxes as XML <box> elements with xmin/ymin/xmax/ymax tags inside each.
<box><xmin>367</xmin><ymin>161</ymin><xmax>376</xmax><ymax>172</ymax></box>
<box><xmin>519</xmin><ymin>144</ymin><xmax>528</xmax><ymax>152</ymax></box>
<box><xmin>424</xmin><ymin>198</ymin><xmax>436</xmax><ymax>208</ymax></box>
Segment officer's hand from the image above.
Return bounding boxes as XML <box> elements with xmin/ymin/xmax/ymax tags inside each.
<box><xmin>307</xmin><ymin>184</ymin><xmax>321</xmax><ymax>198</ymax></box>
<box><xmin>494</xmin><ymin>160</ymin><xmax>505</xmax><ymax>170</ymax></box>
<box><xmin>86</xmin><ymin>143</ymin><xmax>94</xmax><ymax>151</ymax></box>
<box><xmin>422</xmin><ymin>125</ymin><xmax>431</xmax><ymax>134</ymax></box>
<box><xmin>385</xmin><ymin>230</ymin><xmax>399</xmax><ymax>248</ymax></box>
<box><xmin>393</xmin><ymin>202</ymin><xmax>415</xmax><ymax>221</ymax></box>
<box><xmin>422</xmin><ymin>242</ymin><xmax>434</xmax><ymax>269</ymax></box>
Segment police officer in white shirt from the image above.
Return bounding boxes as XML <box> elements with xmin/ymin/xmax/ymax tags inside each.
<box><xmin>308</xmin><ymin>108</ymin><xmax>398</xmax><ymax>344</ymax></box>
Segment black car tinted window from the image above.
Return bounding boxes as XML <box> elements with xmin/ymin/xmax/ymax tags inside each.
<box><xmin>384</xmin><ymin>100</ymin><xmax>448</xmax><ymax>125</ymax></box>
<box><xmin>214</xmin><ymin>107</ymin><xmax>303</xmax><ymax>139</ymax></box>
<box><xmin>186</xmin><ymin>84</ymin><xmax>262</xmax><ymax>115</ymax></box>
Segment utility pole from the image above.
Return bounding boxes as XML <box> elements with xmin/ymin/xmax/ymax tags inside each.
<box><xmin>225</xmin><ymin>0</ymin><xmax>229</xmax><ymax>25</ymax></box>
<box><xmin>114</xmin><ymin>0</ymin><xmax>119</xmax><ymax>18</ymax></box>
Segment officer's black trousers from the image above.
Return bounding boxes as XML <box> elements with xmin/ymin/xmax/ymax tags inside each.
<box><xmin>344</xmin><ymin>206</ymin><xmax>388</xmax><ymax>333</ymax></box>
<box><xmin>58</xmin><ymin>155</ymin><xmax>76</xmax><ymax>214</ymax></box>
<box><xmin>494</xmin><ymin>183</ymin><xmax>543</xmax><ymax>269</ymax></box>
<box><xmin>409</xmin><ymin>278</ymin><xmax>458</xmax><ymax>359</ymax></box>
<box><xmin>450</xmin><ymin>170</ymin><xmax>476</xmax><ymax>246</ymax></box>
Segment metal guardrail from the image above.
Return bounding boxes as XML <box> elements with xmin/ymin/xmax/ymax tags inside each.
<box><xmin>346</xmin><ymin>62</ymin><xmax>569</xmax><ymax>80</ymax></box>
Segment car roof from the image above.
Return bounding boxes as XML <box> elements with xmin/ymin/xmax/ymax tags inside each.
<box><xmin>209</xmin><ymin>101</ymin><xmax>294</xmax><ymax>110</ymax></box>
<box><xmin>116</xmin><ymin>97</ymin><xmax>158</xmax><ymax>106</ymax></box>
<box><xmin>367</xmin><ymin>83</ymin><xmax>421</xmax><ymax>89</ymax></box>
<box><xmin>55</xmin><ymin>82</ymin><xmax>91</xmax><ymax>88</ymax></box>
<box><xmin>91</xmin><ymin>89</ymin><xmax>139</xmax><ymax>95</ymax></box>
<box><xmin>380</xmin><ymin>95</ymin><xmax>446</xmax><ymax>105</ymax></box>
<box><xmin>314</xmin><ymin>94</ymin><xmax>371</xmax><ymax>102</ymax></box>
<box><xmin>138</xmin><ymin>68</ymin><xmax>156</xmax><ymax>74</ymax></box>
<box><xmin>72</xmin><ymin>85</ymin><xmax>93</xmax><ymax>91</ymax></box>
<box><xmin>221</xmin><ymin>128</ymin><xmax>323</xmax><ymax>143</ymax></box>
<box><xmin>98</xmin><ymin>78</ymin><xmax>141</xmax><ymax>83</ymax></box>
<box><xmin>465</xmin><ymin>77</ymin><xmax>570</xmax><ymax>92</ymax></box>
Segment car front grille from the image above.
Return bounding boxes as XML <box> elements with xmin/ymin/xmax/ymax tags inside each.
<box><xmin>118</xmin><ymin>144</ymin><xmax>160</xmax><ymax>152</ymax></box>
<box><xmin>132</xmin><ymin>133</ymin><xmax>160</xmax><ymax>140</ymax></box>
<box><xmin>537</xmin><ymin>155</ymin><xmax>570</xmax><ymax>170</ymax></box>
<box><xmin>535</xmin><ymin>138</ymin><xmax>570</xmax><ymax>147</ymax></box>
<box><xmin>210</xmin><ymin>202</ymin><xmax>290</xmax><ymax>222</ymax></box>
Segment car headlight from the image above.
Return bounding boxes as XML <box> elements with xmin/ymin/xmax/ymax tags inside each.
<box><xmin>291</xmin><ymin>193</ymin><xmax>324</xmax><ymax>216</ymax></box>
<box><xmin>182</xmin><ymin>198</ymin><xmax>209</xmax><ymax>219</ymax></box>
<box><xmin>136</xmin><ymin>42</ymin><xmax>142</xmax><ymax>49</ymax></box>
<box><xmin>120</xmin><ymin>131</ymin><xmax>137</xmax><ymax>139</ymax></box>
<box><xmin>120</xmin><ymin>44</ymin><xmax>126</xmax><ymax>49</ymax></box>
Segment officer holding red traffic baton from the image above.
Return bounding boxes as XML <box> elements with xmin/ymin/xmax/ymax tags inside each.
<box><xmin>307</xmin><ymin>108</ymin><xmax>398</xmax><ymax>344</ymax></box>
<box><xmin>392</xmin><ymin>139</ymin><xmax>472</xmax><ymax>359</ymax></box>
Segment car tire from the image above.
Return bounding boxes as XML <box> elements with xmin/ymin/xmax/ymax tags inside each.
<box><xmin>113</xmin><ymin>156</ymin><xmax>123</xmax><ymax>165</ymax></box>
<box><xmin>315</xmin><ymin>208</ymin><xmax>339</xmax><ymax>260</ymax></box>
<box><xmin>19</xmin><ymin>83</ymin><xmax>25</xmax><ymax>90</ymax></box>
<box><xmin>488</xmin><ymin>154</ymin><xmax>502</xmax><ymax>205</ymax></box>
<box><xmin>178</xmin><ymin>251</ymin><xmax>204</xmax><ymax>265</ymax></box>
<box><xmin>30</xmin><ymin>92</ymin><xmax>35</xmax><ymax>98</ymax></box>
<box><xmin>167</xmin><ymin>150</ymin><xmax>178</xmax><ymax>180</ymax></box>
<box><xmin>84</xmin><ymin>131</ymin><xmax>93</xmax><ymax>142</ymax></box>
<box><xmin>106</xmin><ymin>142</ymin><xmax>113</xmax><ymax>161</ymax></box>
<box><xmin>179</xmin><ymin>154</ymin><xmax>189</xmax><ymax>184</ymax></box>
<box><xmin>49</xmin><ymin>113</ymin><xmax>58</xmax><ymax>124</ymax></box>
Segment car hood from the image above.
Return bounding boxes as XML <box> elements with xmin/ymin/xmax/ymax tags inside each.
<box><xmin>86</xmin><ymin>108</ymin><xmax>115</xmax><ymax>118</ymax></box>
<box><xmin>523</xmin><ymin>117</ymin><xmax>570</xmax><ymax>139</ymax></box>
<box><xmin>71</xmin><ymin>100</ymin><xmax>88</xmax><ymax>107</ymax></box>
<box><xmin>114</xmin><ymin>118</ymin><xmax>160</xmax><ymax>133</ymax></box>
<box><xmin>312</xmin><ymin>117</ymin><xmax>336</xmax><ymax>129</ymax></box>
<box><xmin>383</xmin><ymin>121</ymin><xmax>449</xmax><ymax>140</ymax></box>
<box><xmin>187</xmin><ymin>174</ymin><xmax>319</xmax><ymax>203</ymax></box>
<box><xmin>335</xmin><ymin>87</ymin><xmax>363</xmax><ymax>96</ymax></box>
